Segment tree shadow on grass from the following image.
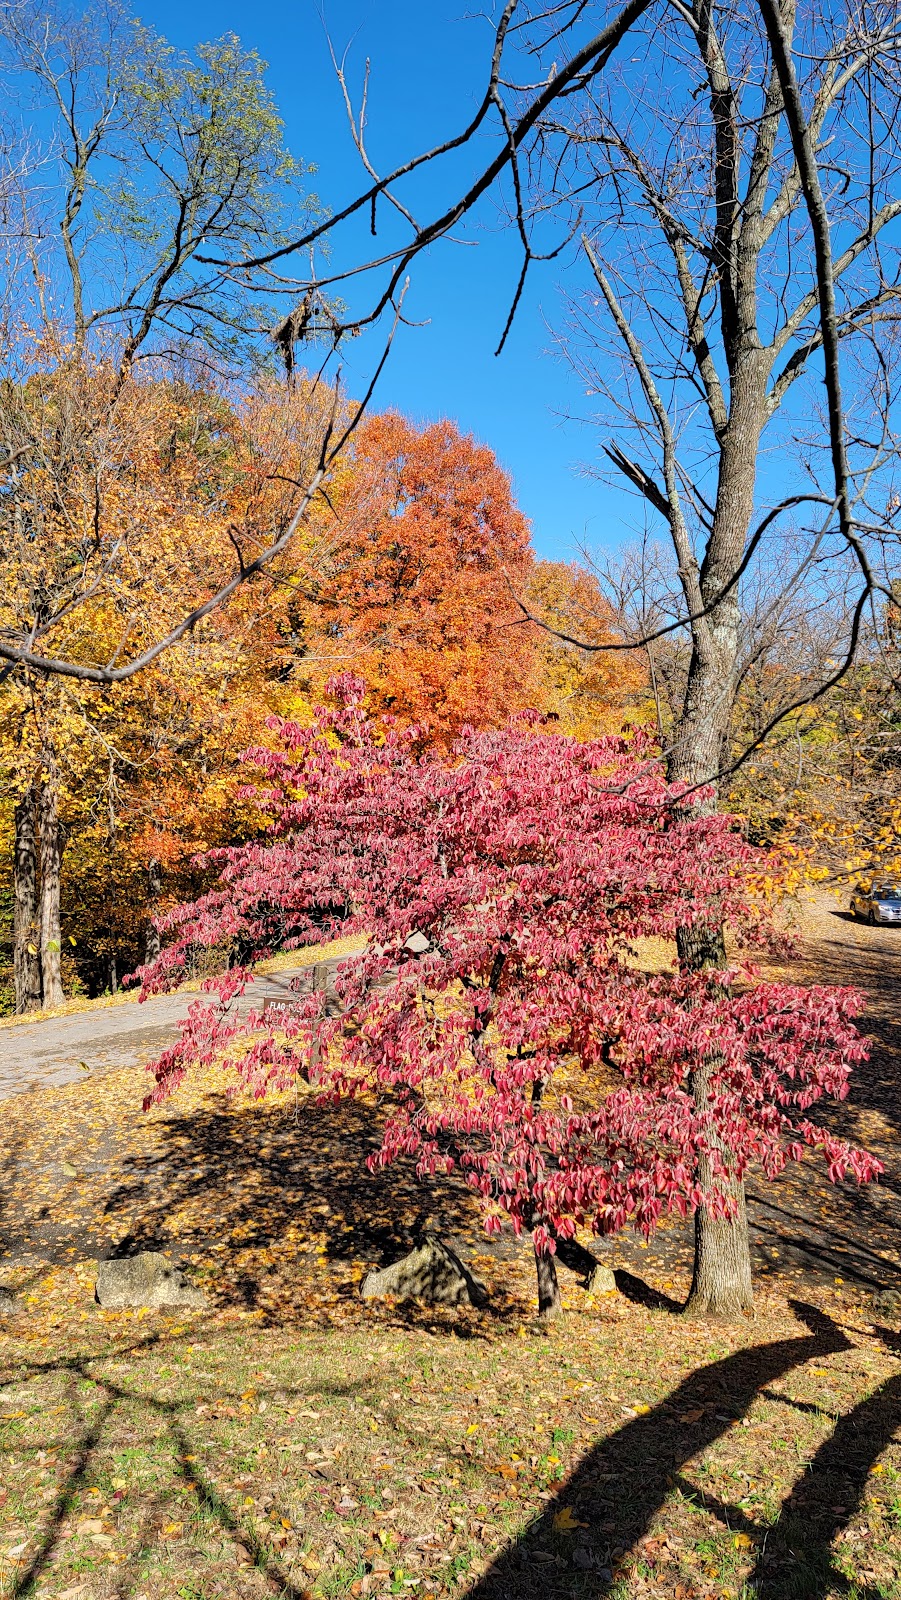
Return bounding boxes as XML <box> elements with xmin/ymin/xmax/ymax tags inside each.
<box><xmin>613</xmin><ymin>1268</ymin><xmax>683</xmax><ymax>1314</ymax></box>
<box><xmin>5</xmin><ymin>1330</ymin><xmax>375</xmax><ymax>1599</ymax></box>
<box><xmin>463</xmin><ymin>1302</ymin><xmax>853</xmax><ymax>1600</ymax></box>
<box><xmin>746</xmin><ymin>1325</ymin><xmax>901</xmax><ymax>1600</ymax></box>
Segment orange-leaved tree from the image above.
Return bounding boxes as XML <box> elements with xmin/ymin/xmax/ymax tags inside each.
<box><xmin>300</xmin><ymin>413</ymin><xmax>542</xmax><ymax>744</ymax></box>
<box><xmin>0</xmin><ymin>361</ymin><xmax>334</xmax><ymax>1008</ymax></box>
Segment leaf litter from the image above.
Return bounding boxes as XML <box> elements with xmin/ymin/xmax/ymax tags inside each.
<box><xmin>0</xmin><ymin>898</ymin><xmax>899</xmax><ymax>1596</ymax></box>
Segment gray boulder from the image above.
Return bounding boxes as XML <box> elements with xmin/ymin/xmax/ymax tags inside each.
<box><xmin>361</xmin><ymin>1234</ymin><xmax>488</xmax><ymax>1308</ymax></box>
<box><xmin>95</xmin><ymin>1251</ymin><xmax>206</xmax><ymax>1310</ymax></box>
<box><xmin>585</xmin><ymin>1264</ymin><xmax>618</xmax><ymax>1296</ymax></box>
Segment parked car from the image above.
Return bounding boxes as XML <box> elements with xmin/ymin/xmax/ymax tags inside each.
<box><xmin>850</xmin><ymin>883</ymin><xmax>901</xmax><ymax>925</ymax></box>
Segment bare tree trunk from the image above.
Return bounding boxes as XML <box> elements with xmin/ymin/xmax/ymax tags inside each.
<box><xmin>535</xmin><ymin>1248</ymin><xmax>562</xmax><ymax>1319</ymax></box>
<box><xmin>672</xmin><ymin>815</ymin><xmax>755</xmax><ymax>1316</ymax></box>
<box><xmin>13</xmin><ymin>780</ymin><xmax>42</xmax><ymax>1013</ymax></box>
<box><xmin>683</xmin><ymin>1050</ymin><xmax>753</xmax><ymax>1317</ymax></box>
<box><xmin>38</xmin><ymin>744</ymin><xmax>65</xmax><ymax>1009</ymax></box>
<box><xmin>668</xmin><ymin>388</ymin><xmax>765</xmax><ymax>1318</ymax></box>
<box><xmin>671</xmin><ymin>643</ymin><xmax>756</xmax><ymax>1316</ymax></box>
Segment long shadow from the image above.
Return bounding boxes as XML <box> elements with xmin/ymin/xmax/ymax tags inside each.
<box><xmin>463</xmin><ymin>1302</ymin><xmax>851</xmax><ymax>1600</ymax></box>
<box><xmin>727</xmin><ymin>911</ymin><xmax>901</xmax><ymax>1300</ymax></box>
<box><xmin>6</xmin><ymin>1330</ymin><xmax>374</xmax><ymax>1598</ymax></box>
<box><xmin>12</xmin><ymin>1384</ymin><xmax>117</xmax><ymax>1598</ymax></box>
<box><xmin>745</xmin><ymin>1188</ymin><xmax>901</xmax><ymax>1289</ymax></box>
<box><xmin>747</xmin><ymin>1326</ymin><xmax>901</xmax><ymax>1599</ymax></box>
<box><xmin>792</xmin><ymin>910</ymin><xmax>901</xmax><ymax>1150</ymax></box>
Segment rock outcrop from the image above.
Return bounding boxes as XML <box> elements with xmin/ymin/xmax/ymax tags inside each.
<box><xmin>95</xmin><ymin>1251</ymin><xmax>206</xmax><ymax>1310</ymax></box>
<box><xmin>361</xmin><ymin>1234</ymin><xmax>488</xmax><ymax>1307</ymax></box>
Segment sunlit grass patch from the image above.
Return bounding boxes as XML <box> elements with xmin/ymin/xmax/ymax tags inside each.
<box><xmin>0</xmin><ymin>1281</ymin><xmax>898</xmax><ymax>1598</ymax></box>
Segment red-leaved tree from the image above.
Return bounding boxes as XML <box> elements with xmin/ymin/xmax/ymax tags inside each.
<box><xmin>140</xmin><ymin>679</ymin><xmax>880</xmax><ymax>1317</ymax></box>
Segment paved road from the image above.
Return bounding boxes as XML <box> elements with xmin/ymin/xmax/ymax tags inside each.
<box><xmin>0</xmin><ymin>966</ymin><xmax>319</xmax><ymax>1100</ymax></box>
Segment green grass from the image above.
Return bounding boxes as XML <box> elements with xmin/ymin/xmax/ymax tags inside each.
<box><xmin>0</xmin><ymin>1276</ymin><xmax>899</xmax><ymax>1599</ymax></box>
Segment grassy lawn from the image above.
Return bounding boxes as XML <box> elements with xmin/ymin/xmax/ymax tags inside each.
<box><xmin>1</xmin><ymin>892</ymin><xmax>900</xmax><ymax>1600</ymax></box>
<box><xmin>0</xmin><ymin>1266</ymin><xmax>899</xmax><ymax>1599</ymax></box>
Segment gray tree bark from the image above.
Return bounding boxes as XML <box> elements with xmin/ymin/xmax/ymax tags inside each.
<box><xmin>38</xmin><ymin>743</ymin><xmax>65</xmax><ymax>1009</ymax></box>
<box><xmin>683</xmin><ymin>1041</ymin><xmax>754</xmax><ymax>1317</ymax></box>
<box><xmin>666</xmin><ymin>386</ymin><xmax>767</xmax><ymax>1317</ymax></box>
<box><xmin>535</xmin><ymin>1249</ymin><xmax>562</xmax><ymax>1319</ymax></box>
<box><xmin>13</xmin><ymin>780</ymin><xmax>42</xmax><ymax>1013</ymax></box>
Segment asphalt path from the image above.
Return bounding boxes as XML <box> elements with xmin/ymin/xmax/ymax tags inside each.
<box><xmin>0</xmin><ymin>966</ymin><xmax>316</xmax><ymax>1100</ymax></box>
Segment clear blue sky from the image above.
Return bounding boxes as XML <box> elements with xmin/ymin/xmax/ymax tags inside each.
<box><xmin>141</xmin><ymin>0</ymin><xmax>636</xmax><ymax>561</ymax></box>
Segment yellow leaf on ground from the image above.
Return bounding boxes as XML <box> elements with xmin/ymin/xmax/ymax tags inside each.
<box><xmin>733</xmin><ymin>1533</ymin><xmax>754</xmax><ymax>1549</ymax></box>
<box><xmin>553</xmin><ymin>1507</ymin><xmax>587</xmax><ymax>1532</ymax></box>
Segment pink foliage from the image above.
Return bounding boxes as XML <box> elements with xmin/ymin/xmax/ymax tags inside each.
<box><xmin>138</xmin><ymin>676</ymin><xmax>881</xmax><ymax>1253</ymax></box>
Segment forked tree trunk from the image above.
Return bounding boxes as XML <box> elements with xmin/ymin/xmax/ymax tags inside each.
<box><xmin>13</xmin><ymin>781</ymin><xmax>42</xmax><ymax>1013</ymax></box>
<box><xmin>38</xmin><ymin>744</ymin><xmax>65</xmax><ymax>1009</ymax></box>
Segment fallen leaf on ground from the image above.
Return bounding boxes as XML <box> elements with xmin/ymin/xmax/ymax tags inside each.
<box><xmin>553</xmin><ymin>1507</ymin><xmax>587</xmax><ymax>1532</ymax></box>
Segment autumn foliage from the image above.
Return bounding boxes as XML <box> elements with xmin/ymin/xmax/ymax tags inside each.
<box><xmin>140</xmin><ymin>679</ymin><xmax>880</xmax><ymax>1304</ymax></box>
<box><xmin>0</xmin><ymin>357</ymin><xmax>645</xmax><ymax>1006</ymax></box>
<box><xmin>302</xmin><ymin>413</ymin><xmax>540</xmax><ymax>743</ymax></box>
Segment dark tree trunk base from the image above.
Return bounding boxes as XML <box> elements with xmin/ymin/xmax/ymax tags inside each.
<box><xmin>535</xmin><ymin>1250</ymin><xmax>562</xmax><ymax>1319</ymax></box>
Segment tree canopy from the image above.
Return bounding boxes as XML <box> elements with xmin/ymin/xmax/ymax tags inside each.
<box><xmin>139</xmin><ymin>678</ymin><xmax>879</xmax><ymax>1316</ymax></box>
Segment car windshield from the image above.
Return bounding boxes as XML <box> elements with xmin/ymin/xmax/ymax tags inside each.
<box><xmin>874</xmin><ymin>886</ymin><xmax>901</xmax><ymax>901</ymax></box>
